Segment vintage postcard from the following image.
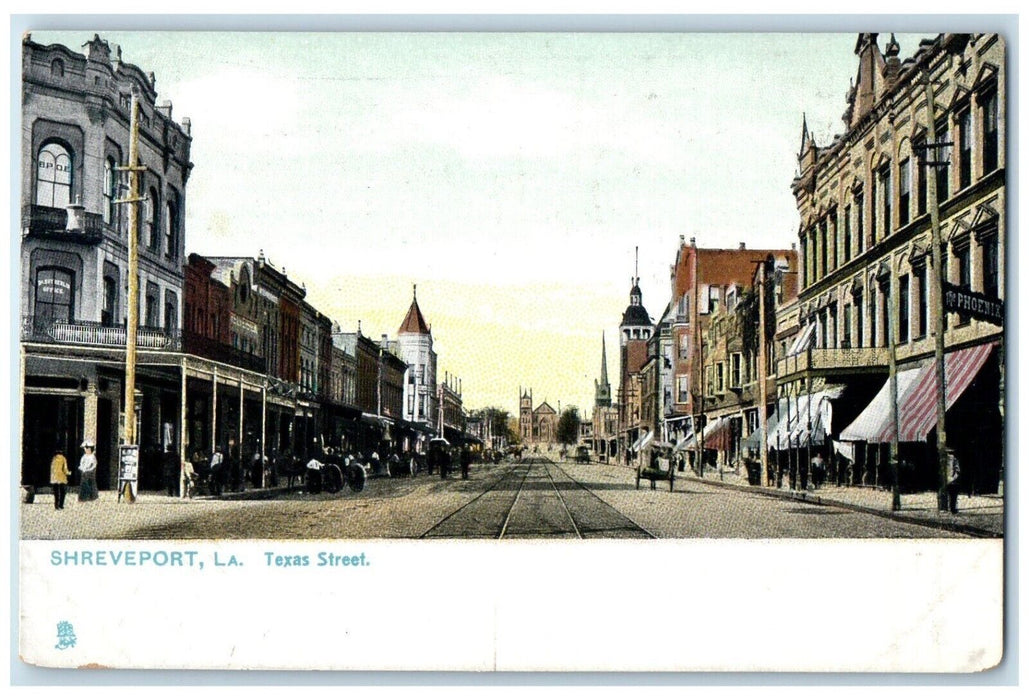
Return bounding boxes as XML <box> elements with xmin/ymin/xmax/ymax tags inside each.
<box><xmin>14</xmin><ymin>24</ymin><xmax>1007</xmax><ymax>673</ymax></box>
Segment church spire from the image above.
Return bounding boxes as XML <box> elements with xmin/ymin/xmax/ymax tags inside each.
<box><xmin>600</xmin><ymin>332</ymin><xmax>609</xmax><ymax>386</ymax></box>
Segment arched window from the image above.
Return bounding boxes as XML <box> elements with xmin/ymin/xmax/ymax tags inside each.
<box><xmin>36</xmin><ymin>142</ymin><xmax>72</xmax><ymax>208</ymax></box>
<box><xmin>51</xmin><ymin>59</ymin><xmax>64</xmax><ymax>77</ymax></box>
<box><xmin>103</xmin><ymin>158</ymin><xmax>116</xmax><ymax>225</ymax></box>
<box><xmin>35</xmin><ymin>267</ymin><xmax>74</xmax><ymax>323</ymax></box>
<box><xmin>165</xmin><ymin>193</ymin><xmax>178</xmax><ymax>258</ymax></box>
<box><xmin>146</xmin><ymin>187</ymin><xmax>160</xmax><ymax>249</ymax></box>
<box><xmin>164</xmin><ymin>290</ymin><xmax>178</xmax><ymax>333</ymax></box>
<box><xmin>102</xmin><ymin>274</ymin><xmax>118</xmax><ymax>327</ymax></box>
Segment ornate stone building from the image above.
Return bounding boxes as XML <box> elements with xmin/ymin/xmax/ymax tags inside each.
<box><xmin>789</xmin><ymin>33</ymin><xmax>1005</xmax><ymax>494</ymax></box>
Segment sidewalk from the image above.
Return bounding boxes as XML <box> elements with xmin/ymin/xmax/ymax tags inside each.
<box><xmin>684</xmin><ymin>466</ymin><xmax>1004</xmax><ymax>538</ymax></box>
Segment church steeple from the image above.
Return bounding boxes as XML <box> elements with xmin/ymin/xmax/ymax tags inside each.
<box><xmin>595</xmin><ymin>332</ymin><xmax>612</xmax><ymax>407</ymax></box>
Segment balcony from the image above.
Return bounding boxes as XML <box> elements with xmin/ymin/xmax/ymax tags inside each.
<box><xmin>22</xmin><ymin>205</ymin><xmax>105</xmax><ymax>245</ymax></box>
<box><xmin>182</xmin><ymin>329</ymin><xmax>267</xmax><ymax>373</ymax></box>
<box><xmin>22</xmin><ymin>316</ymin><xmax>182</xmax><ymax>351</ymax></box>
<box><xmin>776</xmin><ymin>346</ymin><xmax>888</xmax><ymax>378</ymax></box>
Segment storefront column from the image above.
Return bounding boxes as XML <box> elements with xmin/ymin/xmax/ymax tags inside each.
<box><xmin>179</xmin><ymin>358</ymin><xmax>188</xmax><ymax>498</ymax></box>
<box><xmin>83</xmin><ymin>383</ymin><xmax>99</xmax><ymax>444</ymax></box>
<box><xmin>211</xmin><ymin>367</ymin><xmax>218</xmax><ymax>453</ymax></box>
<box><xmin>238</xmin><ymin>375</ymin><xmax>244</xmax><ymax>461</ymax></box>
<box><xmin>261</xmin><ymin>386</ymin><xmax>267</xmax><ymax>488</ymax></box>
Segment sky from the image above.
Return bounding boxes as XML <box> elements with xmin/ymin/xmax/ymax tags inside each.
<box><xmin>30</xmin><ymin>29</ymin><xmax>936</xmax><ymax>417</ymax></box>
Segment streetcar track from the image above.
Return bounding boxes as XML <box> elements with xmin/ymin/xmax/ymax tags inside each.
<box><xmin>543</xmin><ymin>457</ymin><xmax>658</xmax><ymax>539</ymax></box>
<box><xmin>541</xmin><ymin>459</ymin><xmax>583</xmax><ymax>539</ymax></box>
<box><xmin>497</xmin><ymin>461</ymin><xmax>533</xmax><ymax>539</ymax></box>
<box><xmin>417</xmin><ymin>460</ymin><xmax>531</xmax><ymax>539</ymax></box>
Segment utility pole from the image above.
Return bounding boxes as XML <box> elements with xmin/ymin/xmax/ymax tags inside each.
<box><xmin>888</xmin><ymin>267</ymin><xmax>902</xmax><ymax>511</ymax></box>
<box><xmin>114</xmin><ymin>90</ymin><xmax>145</xmax><ymax>503</ymax></box>
<box><xmin>922</xmin><ymin>70</ymin><xmax>951</xmax><ymax>512</ymax></box>
<box><xmin>757</xmin><ymin>258</ymin><xmax>769</xmax><ymax>485</ymax></box>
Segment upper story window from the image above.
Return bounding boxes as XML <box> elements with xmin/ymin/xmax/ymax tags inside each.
<box><xmin>146</xmin><ymin>187</ymin><xmax>161</xmax><ymax>250</ymax></box>
<box><xmin>855</xmin><ymin>189</ymin><xmax>865</xmax><ymax>255</ymax></box>
<box><xmin>165</xmin><ymin>195</ymin><xmax>179</xmax><ymax>259</ymax></box>
<box><xmin>981</xmin><ymin>89</ymin><xmax>999</xmax><ymax>174</ymax></box>
<box><xmin>915</xmin><ymin>137</ymin><xmax>928</xmax><ymax>216</ymax></box>
<box><xmin>981</xmin><ymin>228</ymin><xmax>1000</xmax><ymax>300</ymax></box>
<box><xmin>958</xmin><ymin>109</ymin><xmax>973</xmax><ymax>190</ymax></box>
<box><xmin>36</xmin><ymin>142</ymin><xmax>72</xmax><ymax>208</ymax></box>
<box><xmin>707</xmin><ymin>286</ymin><xmax>720</xmax><ymax>314</ymax></box>
<box><xmin>898</xmin><ymin>158</ymin><xmax>911</xmax><ymax>227</ymax></box>
<box><xmin>898</xmin><ymin>274</ymin><xmax>910</xmax><ymax>344</ymax></box>
<box><xmin>35</xmin><ymin>267</ymin><xmax>74</xmax><ymax>323</ymax></box>
<box><xmin>103</xmin><ymin>158</ymin><xmax>116</xmax><ymax>225</ymax></box>
<box><xmin>50</xmin><ymin>59</ymin><xmax>64</xmax><ymax>77</ymax></box>
<box><xmin>842</xmin><ymin>206</ymin><xmax>852</xmax><ymax>264</ymax></box>
<box><xmin>936</xmin><ymin>118</ymin><xmax>951</xmax><ymax>203</ymax></box>
<box><xmin>879</xmin><ymin>164</ymin><xmax>892</xmax><ymax>237</ymax></box>
<box><xmin>102</xmin><ymin>274</ymin><xmax>117</xmax><ymax>327</ymax></box>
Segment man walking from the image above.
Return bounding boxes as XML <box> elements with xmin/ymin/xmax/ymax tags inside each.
<box><xmin>946</xmin><ymin>448</ymin><xmax>962</xmax><ymax>514</ymax></box>
<box><xmin>50</xmin><ymin>448</ymin><xmax>71</xmax><ymax>510</ymax></box>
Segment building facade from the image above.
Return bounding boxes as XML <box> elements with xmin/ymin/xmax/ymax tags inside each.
<box><xmin>21</xmin><ymin>34</ymin><xmax>192</xmax><ymax>489</ymax></box>
<box><xmin>789</xmin><ymin>33</ymin><xmax>1005</xmax><ymax>494</ymax></box>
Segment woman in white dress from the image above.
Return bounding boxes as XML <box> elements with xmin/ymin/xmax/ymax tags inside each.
<box><xmin>78</xmin><ymin>441</ymin><xmax>98</xmax><ymax>502</ymax></box>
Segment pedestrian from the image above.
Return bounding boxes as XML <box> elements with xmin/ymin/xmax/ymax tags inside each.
<box><xmin>946</xmin><ymin>448</ymin><xmax>962</xmax><ymax>514</ymax></box>
<box><xmin>78</xmin><ymin>440</ymin><xmax>98</xmax><ymax>502</ymax></box>
<box><xmin>460</xmin><ymin>445</ymin><xmax>471</xmax><ymax>480</ymax></box>
<box><xmin>210</xmin><ymin>447</ymin><xmax>224</xmax><ymax>496</ymax></box>
<box><xmin>305</xmin><ymin>454</ymin><xmax>323</xmax><ymax>494</ymax></box>
<box><xmin>811</xmin><ymin>452</ymin><xmax>825</xmax><ymax>489</ymax></box>
<box><xmin>50</xmin><ymin>448</ymin><xmax>71</xmax><ymax>510</ymax></box>
<box><xmin>163</xmin><ymin>448</ymin><xmax>179</xmax><ymax>497</ymax></box>
<box><xmin>182</xmin><ymin>455</ymin><xmax>196</xmax><ymax>498</ymax></box>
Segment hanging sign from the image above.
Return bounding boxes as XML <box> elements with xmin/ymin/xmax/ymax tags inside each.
<box><xmin>943</xmin><ymin>282</ymin><xmax>1004</xmax><ymax>325</ymax></box>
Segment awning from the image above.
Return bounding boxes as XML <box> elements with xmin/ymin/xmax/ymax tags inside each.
<box><xmin>742</xmin><ymin>410</ymin><xmax>779</xmax><ymax>451</ymax></box>
<box><xmin>631</xmin><ymin>431</ymin><xmax>654</xmax><ymax>452</ymax></box>
<box><xmin>787</xmin><ymin>323</ymin><xmax>816</xmax><ymax>357</ymax></box>
<box><xmin>839</xmin><ymin>342</ymin><xmax>995</xmax><ymax>443</ymax></box>
<box><xmin>766</xmin><ymin>387</ymin><xmax>844</xmax><ymax>449</ymax></box>
<box><xmin>701</xmin><ymin>416</ymin><xmax>733</xmax><ymax>451</ymax></box>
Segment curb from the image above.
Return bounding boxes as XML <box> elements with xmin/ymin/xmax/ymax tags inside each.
<box><xmin>683</xmin><ymin>475</ymin><xmax>1002</xmax><ymax>538</ymax></box>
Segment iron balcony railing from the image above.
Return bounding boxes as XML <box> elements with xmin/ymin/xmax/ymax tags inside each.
<box><xmin>182</xmin><ymin>329</ymin><xmax>267</xmax><ymax>373</ymax></box>
<box><xmin>22</xmin><ymin>316</ymin><xmax>182</xmax><ymax>351</ymax></box>
<box><xmin>776</xmin><ymin>346</ymin><xmax>889</xmax><ymax>377</ymax></box>
<box><xmin>22</xmin><ymin>205</ymin><xmax>105</xmax><ymax>244</ymax></box>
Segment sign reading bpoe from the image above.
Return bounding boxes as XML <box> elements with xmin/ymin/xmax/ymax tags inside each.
<box><xmin>943</xmin><ymin>282</ymin><xmax>1004</xmax><ymax>325</ymax></box>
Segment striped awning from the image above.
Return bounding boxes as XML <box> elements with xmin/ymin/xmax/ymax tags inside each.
<box><xmin>702</xmin><ymin>416</ymin><xmax>732</xmax><ymax>451</ymax></box>
<box><xmin>839</xmin><ymin>342</ymin><xmax>995</xmax><ymax>443</ymax></box>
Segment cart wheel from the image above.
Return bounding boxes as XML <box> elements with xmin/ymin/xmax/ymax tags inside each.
<box><xmin>346</xmin><ymin>465</ymin><xmax>366</xmax><ymax>493</ymax></box>
<box><xmin>324</xmin><ymin>465</ymin><xmax>343</xmax><ymax>494</ymax></box>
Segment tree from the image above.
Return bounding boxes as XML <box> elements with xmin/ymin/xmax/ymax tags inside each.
<box><xmin>556</xmin><ymin>406</ymin><xmax>582</xmax><ymax>446</ymax></box>
<box><xmin>468</xmin><ymin>406</ymin><xmax>515</xmax><ymax>446</ymax></box>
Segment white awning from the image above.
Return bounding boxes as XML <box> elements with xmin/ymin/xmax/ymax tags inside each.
<box><xmin>766</xmin><ymin>387</ymin><xmax>844</xmax><ymax>449</ymax></box>
<box><xmin>787</xmin><ymin>324</ymin><xmax>816</xmax><ymax>357</ymax></box>
<box><xmin>631</xmin><ymin>431</ymin><xmax>654</xmax><ymax>452</ymax></box>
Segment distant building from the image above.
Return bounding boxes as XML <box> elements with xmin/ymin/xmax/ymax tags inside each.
<box><xmin>518</xmin><ymin>388</ymin><xmax>559</xmax><ymax>446</ymax></box>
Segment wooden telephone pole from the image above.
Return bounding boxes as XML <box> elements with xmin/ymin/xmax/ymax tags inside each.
<box><xmin>114</xmin><ymin>90</ymin><xmax>146</xmax><ymax>503</ymax></box>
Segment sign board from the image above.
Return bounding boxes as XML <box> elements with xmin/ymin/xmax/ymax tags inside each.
<box><xmin>943</xmin><ymin>282</ymin><xmax>1004</xmax><ymax>325</ymax></box>
<box><xmin>118</xmin><ymin>444</ymin><xmax>139</xmax><ymax>483</ymax></box>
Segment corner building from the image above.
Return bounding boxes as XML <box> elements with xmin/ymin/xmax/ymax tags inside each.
<box><xmin>20</xmin><ymin>34</ymin><xmax>191</xmax><ymax>490</ymax></box>
<box><xmin>789</xmin><ymin>33</ymin><xmax>1005</xmax><ymax>494</ymax></box>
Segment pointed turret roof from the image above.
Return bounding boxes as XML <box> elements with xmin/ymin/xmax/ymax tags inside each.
<box><xmin>600</xmin><ymin>332</ymin><xmax>609</xmax><ymax>386</ymax></box>
<box><xmin>398</xmin><ymin>285</ymin><xmax>431</xmax><ymax>335</ymax></box>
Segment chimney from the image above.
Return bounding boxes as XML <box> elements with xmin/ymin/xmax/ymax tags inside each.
<box><xmin>791</xmin><ymin>242</ymin><xmax>796</xmax><ymax>251</ymax></box>
<box><xmin>157</xmin><ymin>100</ymin><xmax>172</xmax><ymax>120</ymax></box>
<box><xmin>182</xmin><ymin>117</ymin><xmax>191</xmax><ymax>136</ymax></box>
<box><xmin>679</xmin><ymin>234</ymin><xmax>685</xmax><ymax>246</ymax></box>
<box><xmin>65</xmin><ymin>196</ymin><xmax>85</xmax><ymax>232</ymax></box>
<box><xmin>689</xmin><ymin>237</ymin><xmax>696</xmax><ymax>247</ymax></box>
<box><xmin>739</xmin><ymin>242</ymin><xmax>746</xmax><ymax>250</ymax></box>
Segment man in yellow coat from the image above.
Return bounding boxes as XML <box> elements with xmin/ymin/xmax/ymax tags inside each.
<box><xmin>50</xmin><ymin>449</ymin><xmax>72</xmax><ymax>510</ymax></box>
